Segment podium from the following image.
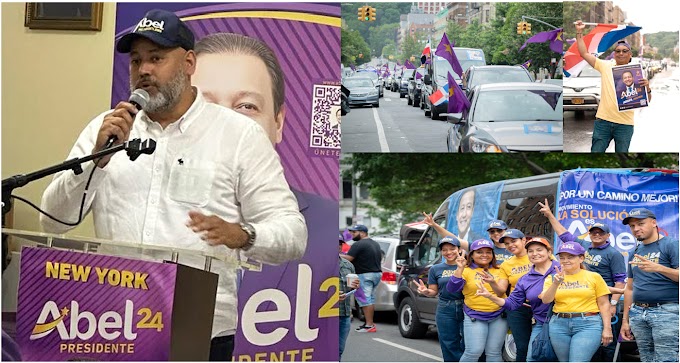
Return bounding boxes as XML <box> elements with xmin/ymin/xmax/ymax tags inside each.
<box><xmin>1</xmin><ymin>228</ymin><xmax>231</xmax><ymax>361</ymax></box>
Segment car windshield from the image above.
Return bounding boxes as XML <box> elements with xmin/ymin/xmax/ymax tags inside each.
<box><xmin>578</xmin><ymin>66</ymin><xmax>600</xmax><ymax>77</ymax></box>
<box><xmin>344</xmin><ymin>78</ymin><xmax>374</xmax><ymax>88</ymax></box>
<box><xmin>402</xmin><ymin>69</ymin><xmax>416</xmax><ymax>79</ymax></box>
<box><xmin>471</xmin><ymin>68</ymin><xmax>531</xmax><ymax>87</ymax></box>
<box><xmin>357</xmin><ymin>71</ymin><xmax>378</xmax><ymax>80</ymax></box>
<box><xmin>435</xmin><ymin>57</ymin><xmax>485</xmax><ymax>81</ymax></box>
<box><xmin>473</xmin><ymin>89</ymin><xmax>563</xmax><ymax>122</ymax></box>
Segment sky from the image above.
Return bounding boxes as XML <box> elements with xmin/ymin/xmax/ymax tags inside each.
<box><xmin>613</xmin><ymin>0</ymin><xmax>680</xmax><ymax>34</ymax></box>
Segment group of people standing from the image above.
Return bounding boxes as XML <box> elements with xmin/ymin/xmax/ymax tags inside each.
<box><xmin>418</xmin><ymin>203</ymin><xmax>678</xmax><ymax>362</ymax></box>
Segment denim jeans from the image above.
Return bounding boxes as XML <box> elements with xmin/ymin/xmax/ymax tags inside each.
<box><xmin>460</xmin><ymin>314</ymin><xmax>508</xmax><ymax>362</ymax></box>
<box><xmin>339</xmin><ymin>316</ymin><xmax>351</xmax><ymax>360</ymax></box>
<box><xmin>527</xmin><ymin>321</ymin><xmax>543</xmax><ymax>362</ymax></box>
<box><xmin>591</xmin><ymin>118</ymin><xmax>634</xmax><ymax>152</ymax></box>
<box><xmin>591</xmin><ymin>303</ymin><xmax>622</xmax><ymax>362</ymax></box>
<box><xmin>628</xmin><ymin>303</ymin><xmax>679</xmax><ymax>362</ymax></box>
<box><xmin>549</xmin><ymin>314</ymin><xmax>603</xmax><ymax>362</ymax></box>
<box><xmin>435</xmin><ymin>299</ymin><xmax>465</xmax><ymax>362</ymax></box>
<box><xmin>357</xmin><ymin>272</ymin><xmax>382</xmax><ymax>306</ymax></box>
<box><xmin>506</xmin><ymin>305</ymin><xmax>533</xmax><ymax>362</ymax></box>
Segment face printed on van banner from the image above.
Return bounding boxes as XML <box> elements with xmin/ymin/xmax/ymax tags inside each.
<box><xmin>557</xmin><ymin>170</ymin><xmax>678</xmax><ymax>254</ymax></box>
<box><xmin>446</xmin><ymin>181</ymin><xmax>504</xmax><ymax>243</ymax></box>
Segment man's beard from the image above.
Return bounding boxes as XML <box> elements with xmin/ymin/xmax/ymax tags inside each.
<box><xmin>352</xmin><ymin>235</ymin><xmax>361</xmax><ymax>241</ymax></box>
<box><xmin>131</xmin><ymin>68</ymin><xmax>187</xmax><ymax>114</ymax></box>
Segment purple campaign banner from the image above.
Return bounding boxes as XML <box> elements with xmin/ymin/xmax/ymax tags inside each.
<box><xmin>556</xmin><ymin>169</ymin><xmax>679</xmax><ymax>255</ymax></box>
<box><xmin>16</xmin><ymin>247</ymin><xmax>177</xmax><ymax>361</ymax></box>
<box><xmin>113</xmin><ymin>3</ymin><xmax>340</xmax><ymax>361</ymax></box>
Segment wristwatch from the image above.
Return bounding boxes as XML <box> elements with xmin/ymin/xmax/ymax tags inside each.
<box><xmin>610</xmin><ymin>299</ymin><xmax>618</xmax><ymax>306</ymax></box>
<box><xmin>239</xmin><ymin>222</ymin><xmax>256</xmax><ymax>251</ymax></box>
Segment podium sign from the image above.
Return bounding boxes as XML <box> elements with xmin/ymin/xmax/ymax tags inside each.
<box><xmin>17</xmin><ymin>246</ymin><xmax>181</xmax><ymax>360</ymax></box>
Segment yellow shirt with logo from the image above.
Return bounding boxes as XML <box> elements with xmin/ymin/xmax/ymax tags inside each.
<box><xmin>542</xmin><ymin>269</ymin><xmax>610</xmax><ymax>313</ymax></box>
<box><xmin>594</xmin><ymin>58</ymin><xmax>634</xmax><ymax>125</ymax></box>
<box><xmin>460</xmin><ymin>266</ymin><xmax>505</xmax><ymax>312</ymax></box>
<box><xmin>499</xmin><ymin>254</ymin><xmax>531</xmax><ymax>292</ymax></box>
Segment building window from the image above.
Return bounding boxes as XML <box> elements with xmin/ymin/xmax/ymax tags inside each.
<box><xmin>342</xmin><ymin>180</ymin><xmax>352</xmax><ymax>199</ymax></box>
<box><xmin>345</xmin><ymin>217</ymin><xmax>353</xmax><ymax>227</ymax></box>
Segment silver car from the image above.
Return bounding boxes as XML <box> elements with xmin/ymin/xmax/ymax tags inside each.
<box><xmin>563</xmin><ymin>65</ymin><xmax>600</xmax><ymax>113</ymax></box>
<box><xmin>349</xmin><ymin>235</ymin><xmax>400</xmax><ymax>317</ymax></box>
<box><xmin>344</xmin><ymin>77</ymin><xmax>380</xmax><ymax>108</ymax></box>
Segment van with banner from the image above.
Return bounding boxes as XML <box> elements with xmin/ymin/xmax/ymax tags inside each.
<box><xmin>394</xmin><ymin>168</ymin><xmax>678</xmax><ymax>361</ymax></box>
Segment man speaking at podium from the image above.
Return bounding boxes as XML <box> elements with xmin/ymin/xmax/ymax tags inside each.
<box><xmin>39</xmin><ymin>9</ymin><xmax>306</xmax><ymax>361</ymax></box>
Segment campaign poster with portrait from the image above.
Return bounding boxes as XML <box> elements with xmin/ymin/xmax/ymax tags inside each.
<box><xmin>612</xmin><ymin>64</ymin><xmax>649</xmax><ymax>112</ymax></box>
<box><xmin>112</xmin><ymin>3</ymin><xmax>340</xmax><ymax>361</ymax></box>
<box><xmin>445</xmin><ymin>181</ymin><xmax>504</xmax><ymax>243</ymax></box>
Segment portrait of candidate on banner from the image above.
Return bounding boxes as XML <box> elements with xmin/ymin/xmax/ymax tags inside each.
<box><xmin>612</xmin><ymin>64</ymin><xmax>648</xmax><ymax>112</ymax></box>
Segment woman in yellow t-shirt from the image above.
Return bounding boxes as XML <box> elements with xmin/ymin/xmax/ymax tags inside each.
<box><xmin>540</xmin><ymin>242</ymin><xmax>613</xmax><ymax>362</ymax></box>
<box><xmin>446</xmin><ymin>239</ymin><xmax>507</xmax><ymax>362</ymax></box>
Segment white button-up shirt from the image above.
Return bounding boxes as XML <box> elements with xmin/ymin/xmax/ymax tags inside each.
<box><xmin>40</xmin><ymin>89</ymin><xmax>307</xmax><ymax>337</ymax></box>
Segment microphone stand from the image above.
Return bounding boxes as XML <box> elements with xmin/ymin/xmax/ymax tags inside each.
<box><xmin>1</xmin><ymin>138</ymin><xmax>156</xmax><ymax>217</ymax></box>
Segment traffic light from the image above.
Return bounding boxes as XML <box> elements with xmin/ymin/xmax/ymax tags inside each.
<box><xmin>368</xmin><ymin>6</ymin><xmax>376</xmax><ymax>22</ymax></box>
<box><xmin>517</xmin><ymin>21</ymin><xmax>523</xmax><ymax>34</ymax></box>
<box><xmin>525</xmin><ymin>22</ymin><xmax>532</xmax><ymax>34</ymax></box>
<box><xmin>357</xmin><ymin>6</ymin><xmax>365</xmax><ymax>21</ymax></box>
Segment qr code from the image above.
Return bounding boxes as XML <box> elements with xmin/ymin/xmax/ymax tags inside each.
<box><xmin>310</xmin><ymin>84</ymin><xmax>341</xmax><ymax>149</ymax></box>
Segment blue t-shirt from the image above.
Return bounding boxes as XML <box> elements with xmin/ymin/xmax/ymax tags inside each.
<box><xmin>493</xmin><ymin>245</ymin><xmax>513</xmax><ymax>265</ymax></box>
<box><xmin>560</xmin><ymin>232</ymin><xmax>627</xmax><ymax>287</ymax></box>
<box><xmin>428</xmin><ymin>262</ymin><xmax>464</xmax><ymax>301</ymax></box>
<box><xmin>628</xmin><ymin>237</ymin><xmax>679</xmax><ymax>304</ymax></box>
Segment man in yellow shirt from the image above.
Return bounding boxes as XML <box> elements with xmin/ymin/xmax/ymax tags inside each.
<box><xmin>574</xmin><ymin>20</ymin><xmax>651</xmax><ymax>152</ymax></box>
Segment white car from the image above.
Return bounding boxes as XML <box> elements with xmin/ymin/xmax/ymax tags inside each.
<box><xmin>563</xmin><ymin>65</ymin><xmax>601</xmax><ymax>113</ymax></box>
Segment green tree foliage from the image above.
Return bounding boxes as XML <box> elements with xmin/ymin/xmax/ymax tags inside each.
<box><xmin>345</xmin><ymin>153</ymin><xmax>678</xmax><ymax>232</ymax></box>
<box><xmin>368</xmin><ymin>23</ymin><xmax>399</xmax><ymax>58</ymax></box>
<box><xmin>401</xmin><ymin>33</ymin><xmax>423</xmax><ymax>63</ymax></box>
<box><xmin>341</xmin><ymin>28</ymin><xmax>371</xmax><ymax>66</ymax></box>
<box><xmin>645</xmin><ymin>32</ymin><xmax>680</xmax><ymax>60</ymax></box>
<box><xmin>562</xmin><ymin>1</ymin><xmax>598</xmax><ymax>41</ymax></box>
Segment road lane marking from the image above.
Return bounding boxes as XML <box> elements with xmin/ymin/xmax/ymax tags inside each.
<box><xmin>372</xmin><ymin>338</ymin><xmax>443</xmax><ymax>361</ymax></box>
<box><xmin>373</xmin><ymin>107</ymin><xmax>390</xmax><ymax>152</ymax></box>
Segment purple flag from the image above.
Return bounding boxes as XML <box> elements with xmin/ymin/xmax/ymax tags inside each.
<box><xmin>404</xmin><ymin>60</ymin><xmax>416</xmax><ymax>69</ymax></box>
<box><xmin>521</xmin><ymin>59</ymin><xmax>532</xmax><ymax>69</ymax></box>
<box><xmin>350</xmin><ymin>64</ymin><xmax>355</xmax><ymax>71</ymax></box>
<box><xmin>435</xmin><ymin>33</ymin><xmax>464</xmax><ymax>78</ymax></box>
<box><xmin>447</xmin><ymin>72</ymin><xmax>470</xmax><ymax>114</ymax></box>
<box><xmin>519</xmin><ymin>28</ymin><xmax>564</xmax><ymax>54</ymax></box>
<box><xmin>415</xmin><ymin>71</ymin><xmax>422</xmax><ymax>80</ymax></box>
<box><xmin>354</xmin><ymin>285</ymin><xmax>368</xmax><ymax>304</ymax></box>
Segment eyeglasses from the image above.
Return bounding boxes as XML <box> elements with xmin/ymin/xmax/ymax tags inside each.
<box><xmin>589</xmin><ymin>230</ymin><xmax>607</xmax><ymax>236</ymax></box>
<box><xmin>488</xmin><ymin>229</ymin><xmax>504</xmax><ymax>234</ymax></box>
<box><xmin>614</xmin><ymin>49</ymin><xmax>630</xmax><ymax>54</ymax></box>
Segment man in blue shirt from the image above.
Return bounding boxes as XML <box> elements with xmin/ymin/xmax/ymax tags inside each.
<box><xmin>620</xmin><ymin>208</ymin><xmax>679</xmax><ymax>362</ymax></box>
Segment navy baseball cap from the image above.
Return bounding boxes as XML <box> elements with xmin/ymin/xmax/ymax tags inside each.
<box><xmin>589</xmin><ymin>222</ymin><xmax>610</xmax><ymax>234</ymax></box>
<box><xmin>487</xmin><ymin>220</ymin><xmax>508</xmax><ymax>231</ymax></box>
<box><xmin>622</xmin><ymin>208</ymin><xmax>657</xmax><ymax>225</ymax></box>
<box><xmin>557</xmin><ymin>242</ymin><xmax>586</xmax><ymax>256</ymax></box>
<box><xmin>439</xmin><ymin>236</ymin><xmax>461</xmax><ymax>248</ymax></box>
<box><xmin>348</xmin><ymin>224</ymin><xmax>368</xmax><ymax>233</ymax></box>
<box><xmin>117</xmin><ymin>9</ymin><xmax>195</xmax><ymax>53</ymax></box>
<box><xmin>500</xmin><ymin>229</ymin><xmax>525</xmax><ymax>242</ymax></box>
<box><xmin>470</xmin><ymin>239</ymin><xmax>494</xmax><ymax>251</ymax></box>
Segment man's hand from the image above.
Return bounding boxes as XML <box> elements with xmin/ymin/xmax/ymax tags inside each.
<box><xmin>95</xmin><ymin>101</ymin><xmax>139</xmax><ymax>167</ymax></box>
<box><xmin>574</xmin><ymin>20</ymin><xmax>586</xmax><ymax>32</ymax></box>
<box><xmin>537</xmin><ymin>198</ymin><xmax>553</xmax><ymax>218</ymax></box>
<box><xmin>186</xmin><ymin>210</ymin><xmax>248</xmax><ymax>249</ymax></box>
<box><xmin>630</xmin><ymin>254</ymin><xmax>663</xmax><ymax>273</ymax></box>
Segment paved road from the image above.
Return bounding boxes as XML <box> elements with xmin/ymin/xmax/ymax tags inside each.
<box><xmin>342</xmin><ymin>88</ymin><xmax>450</xmax><ymax>153</ymax></box>
<box><xmin>563</xmin><ymin>67</ymin><xmax>679</xmax><ymax>152</ymax></box>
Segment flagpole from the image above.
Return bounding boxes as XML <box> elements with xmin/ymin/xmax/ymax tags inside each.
<box><xmin>572</xmin><ymin>22</ymin><xmax>598</xmax><ymax>26</ymax></box>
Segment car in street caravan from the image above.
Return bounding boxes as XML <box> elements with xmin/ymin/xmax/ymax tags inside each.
<box><xmin>393</xmin><ymin>168</ymin><xmax>678</xmax><ymax>361</ymax></box>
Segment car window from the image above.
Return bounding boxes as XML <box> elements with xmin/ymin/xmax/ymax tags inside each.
<box><xmin>473</xmin><ymin>89</ymin><xmax>563</xmax><ymax>122</ymax></box>
<box><xmin>358</xmin><ymin>71</ymin><xmax>379</xmax><ymax>80</ymax></box>
<box><xmin>344</xmin><ymin>78</ymin><xmax>373</xmax><ymax>88</ymax></box>
<box><xmin>472</xmin><ymin>69</ymin><xmax>531</xmax><ymax>87</ymax></box>
<box><xmin>416</xmin><ymin>220</ymin><xmax>445</xmax><ymax>267</ymax></box>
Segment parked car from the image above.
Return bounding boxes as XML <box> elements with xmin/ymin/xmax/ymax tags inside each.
<box><xmin>536</xmin><ymin>78</ymin><xmax>563</xmax><ymax>86</ymax></box>
<box><xmin>407</xmin><ymin>68</ymin><xmax>426</xmax><ymax>107</ymax></box>
<box><xmin>461</xmin><ymin>65</ymin><xmax>533</xmax><ymax>96</ymax></box>
<box><xmin>422</xmin><ymin>48</ymin><xmax>486</xmax><ymax>120</ymax></box>
<box><xmin>399</xmin><ymin>69</ymin><xmax>416</xmax><ymax>98</ymax></box>
<box><xmin>563</xmin><ymin>64</ymin><xmax>601</xmax><ymax>115</ymax></box>
<box><xmin>343</xmin><ymin>77</ymin><xmax>379</xmax><ymax>108</ymax></box>
<box><xmin>349</xmin><ymin>235</ymin><xmax>402</xmax><ymax>318</ymax></box>
<box><xmin>446</xmin><ymin>83</ymin><xmax>563</xmax><ymax>152</ymax></box>
<box><xmin>356</xmin><ymin>70</ymin><xmax>384</xmax><ymax>97</ymax></box>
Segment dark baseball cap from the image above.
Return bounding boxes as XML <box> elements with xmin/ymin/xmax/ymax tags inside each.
<box><xmin>439</xmin><ymin>236</ymin><xmax>461</xmax><ymax>248</ymax></box>
<box><xmin>348</xmin><ymin>224</ymin><xmax>368</xmax><ymax>233</ymax></box>
<box><xmin>487</xmin><ymin>220</ymin><xmax>508</xmax><ymax>231</ymax></box>
<box><xmin>589</xmin><ymin>222</ymin><xmax>610</xmax><ymax>234</ymax></box>
<box><xmin>116</xmin><ymin>9</ymin><xmax>195</xmax><ymax>53</ymax></box>
<box><xmin>622</xmin><ymin>208</ymin><xmax>657</xmax><ymax>225</ymax></box>
<box><xmin>500</xmin><ymin>229</ymin><xmax>525</xmax><ymax>242</ymax></box>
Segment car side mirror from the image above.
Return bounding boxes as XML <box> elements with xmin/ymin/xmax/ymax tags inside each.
<box><xmin>395</xmin><ymin>245</ymin><xmax>411</xmax><ymax>264</ymax></box>
<box><xmin>448</xmin><ymin>113</ymin><xmax>465</xmax><ymax>124</ymax></box>
<box><xmin>424</xmin><ymin>74</ymin><xmax>431</xmax><ymax>85</ymax></box>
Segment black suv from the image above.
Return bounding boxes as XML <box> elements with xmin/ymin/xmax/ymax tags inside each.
<box><xmin>407</xmin><ymin>68</ymin><xmax>426</xmax><ymax>107</ymax></box>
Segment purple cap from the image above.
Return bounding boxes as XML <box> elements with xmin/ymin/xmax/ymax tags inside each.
<box><xmin>557</xmin><ymin>242</ymin><xmax>586</xmax><ymax>256</ymax></box>
<box><xmin>470</xmin><ymin>239</ymin><xmax>494</xmax><ymax>251</ymax></box>
<box><xmin>615</xmin><ymin>40</ymin><xmax>631</xmax><ymax>50</ymax></box>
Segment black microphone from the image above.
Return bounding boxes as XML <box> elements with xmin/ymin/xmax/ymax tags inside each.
<box><xmin>104</xmin><ymin>89</ymin><xmax>150</xmax><ymax>148</ymax></box>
